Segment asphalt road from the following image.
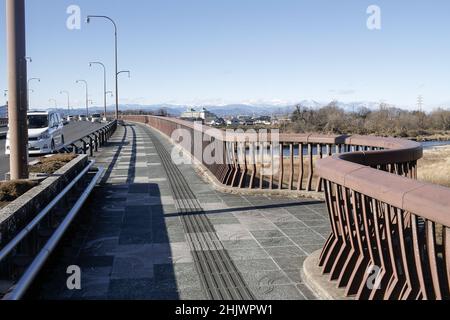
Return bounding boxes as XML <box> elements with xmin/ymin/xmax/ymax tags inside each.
<box><xmin>0</xmin><ymin>121</ymin><xmax>104</xmax><ymax>180</ymax></box>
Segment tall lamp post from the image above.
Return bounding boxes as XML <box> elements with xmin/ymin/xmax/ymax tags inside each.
<box><xmin>6</xmin><ymin>0</ymin><xmax>29</xmax><ymax>179</ymax></box>
<box><xmin>27</xmin><ymin>77</ymin><xmax>40</xmax><ymax>110</ymax></box>
<box><xmin>117</xmin><ymin>70</ymin><xmax>130</xmax><ymax>117</ymax></box>
<box><xmin>76</xmin><ymin>80</ymin><xmax>89</xmax><ymax>117</ymax></box>
<box><xmin>60</xmin><ymin>90</ymin><xmax>70</xmax><ymax>118</ymax></box>
<box><xmin>89</xmin><ymin>61</ymin><xmax>107</xmax><ymax>120</ymax></box>
<box><xmin>86</xmin><ymin>15</ymin><xmax>119</xmax><ymax>120</ymax></box>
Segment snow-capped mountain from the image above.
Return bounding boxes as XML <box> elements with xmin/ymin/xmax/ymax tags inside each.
<box><xmin>19</xmin><ymin>100</ymin><xmax>387</xmax><ymax>118</ymax></box>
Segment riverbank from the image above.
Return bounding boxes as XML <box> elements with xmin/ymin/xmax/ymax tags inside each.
<box><xmin>410</xmin><ymin>132</ymin><xmax>450</xmax><ymax>142</ymax></box>
<box><xmin>418</xmin><ymin>145</ymin><xmax>450</xmax><ymax>187</ymax></box>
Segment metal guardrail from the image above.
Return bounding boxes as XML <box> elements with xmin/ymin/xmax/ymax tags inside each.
<box><xmin>57</xmin><ymin>120</ymin><xmax>117</xmax><ymax>156</ymax></box>
<box><xmin>122</xmin><ymin>115</ymin><xmax>450</xmax><ymax>300</ymax></box>
<box><xmin>0</xmin><ymin>160</ymin><xmax>104</xmax><ymax>300</ymax></box>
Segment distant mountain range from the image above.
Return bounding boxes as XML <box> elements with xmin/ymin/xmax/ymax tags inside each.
<box><xmin>114</xmin><ymin>100</ymin><xmax>384</xmax><ymax>117</ymax></box>
<box><xmin>0</xmin><ymin>100</ymin><xmax>387</xmax><ymax>119</ymax></box>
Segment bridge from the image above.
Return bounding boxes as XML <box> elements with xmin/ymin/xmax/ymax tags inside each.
<box><xmin>0</xmin><ymin>115</ymin><xmax>448</xmax><ymax>300</ymax></box>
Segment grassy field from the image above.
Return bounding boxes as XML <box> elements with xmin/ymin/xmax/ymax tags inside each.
<box><xmin>418</xmin><ymin>146</ymin><xmax>450</xmax><ymax>187</ymax></box>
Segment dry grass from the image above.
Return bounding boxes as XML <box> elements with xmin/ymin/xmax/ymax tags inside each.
<box><xmin>418</xmin><ymin>146</ymin><xmax>450</xmax><ymax>187</ymax></box>
<box><xmin>0</xmin><ymin>180</ymin><xmax>39</xmax><ymax>207</ymax></box>
<box><xmin>253</xmin><ymin>155</ymin><xmax>320</xmax><ymax>189</ymax></box>
<box><xmin>29</xmin><ymin>154</ymin><xmax>77</xmax><ymax>175</ymax></box>
<box><xmin>417</xmin><ymin>146</ymin><xmax>450</xmax><ymax>243</ymax></box>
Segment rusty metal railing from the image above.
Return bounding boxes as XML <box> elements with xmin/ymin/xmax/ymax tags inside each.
<box><xmin>123</xmin><ymin>115</ymin><xmax>450</xmax><ymax>300</ymax></box>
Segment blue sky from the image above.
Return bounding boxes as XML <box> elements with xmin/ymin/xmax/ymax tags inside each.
<box><xmin>1</xmin><ymin>0</ymin><xmax>450</xmax><ymax>110</ymax></box>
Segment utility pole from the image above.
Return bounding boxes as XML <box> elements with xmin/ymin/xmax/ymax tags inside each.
<box><xmin>6</xmin><ymin>0</ymin><xmax>29</xmax><ymax>179</ymax></box>
<box><xmin>27</xmin><ymin>77</ymin><xmax>40</xmax><ymax>110</ymax></box>
<box><xmin>86</xmin><ymin>15</ymin><xmax>119</xmax><ymax>120</ymax></box>
<box><xmin>89</xmin><ymin>62</ymin><xmax>107</xmax><ymax>120</ymax></box>
<box><xmin>76</xmin><ymin>80</ymin><xmax>89</xmax><ymax>117</ymax></box>
<box><xmin>60</xmin><ymin>91</ymin><xmax>70</xmax><ymax>118</ymax></box>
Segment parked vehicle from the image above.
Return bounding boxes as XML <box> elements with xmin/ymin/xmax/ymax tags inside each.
<box><xmin>91</xmin><ymin>113</ymin><xmax>102</xmax><ymax>123</ymax></box>
<box><xmin>79</xmin><ymin>115</ymin><xmax>87</xmax><ymax>121</ymax></box>
<box><xmin>5</xmin><ymin>111</ymin><xmax>65</xmax><ymax>155</ymax></box>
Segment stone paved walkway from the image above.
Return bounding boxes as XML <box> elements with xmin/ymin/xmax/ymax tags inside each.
<box><xmin>35</xmin><ymin>122</ymin><xmax>330</xmax><ymax>300</ymax></box>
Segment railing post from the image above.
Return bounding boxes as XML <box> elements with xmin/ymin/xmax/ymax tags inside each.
<box><xmin>94</xmin><ymin>134</ymin><xmax>99</xmax><ymax>152</ymax></box>
<box><xmin>81</xmin><ymin>140</ymin><xmax>87</xmax><ymax>154</ymax></box>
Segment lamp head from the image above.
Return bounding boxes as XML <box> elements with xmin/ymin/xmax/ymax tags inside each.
<box><xmin>86</xmin><ymin>16</ymin><xmax>90</xmax><ymax>24</ymax></box>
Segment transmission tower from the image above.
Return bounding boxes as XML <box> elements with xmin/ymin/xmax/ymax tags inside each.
<box><xmin>417</xmin><ymin>95</ymin><xmax>424</xmax><ymax>112</ymax></box>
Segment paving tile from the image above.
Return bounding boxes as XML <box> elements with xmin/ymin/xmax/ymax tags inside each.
<box><xmin>265</xmin><ymin>246</ymin><xmax>307</xmax><ymax>258</ymax></box>
<box><xmin>273</xmin><ymin>256</ymin><xmax>307</xmax><ymax>271</ymax></box>
<box><xmin>227</xmin><ymin>247</ymin><xmax>269</xmax><ymax>261</ymax></box>
<box><xmin>241</xmin><ymin>270</ymin><xmax>292</xmax><ymax>290</ymax></box>
<box><xmin>221</xmin><ymin>239</ymin><xmax>260</xmax><ymax>250</ymax></box>
<box><xmin>108</xmin><ymin>278</ymin><xmax>179</xmax><ymax>300</ymax></box>
<box><xmin>252</xmin><ymin>285</ymin><xmax>305</xmax><ymax>300</ymax></box>
<box><xmin>250</xmin><ymin>230</ymin><xmax>285</xmax><ymax>239</ymax></box>
<box><xmin>257</xmin><ymin>237</ymin><xmax>296</xmax><ymax>248</ymax></box>
<box><xmin>111</xmin><ymin>256</ymin><xmax>154</xmax><ymax>279</ymax></box>
<box><xmin>233</xmin><ymin>259</ymin><xmax>280</xmax><ymax>273</ymax></box>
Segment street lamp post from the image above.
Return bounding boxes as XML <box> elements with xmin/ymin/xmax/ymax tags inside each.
<box><xmin>60</xmin><ymin>90</ymin><xmax>70</xmax><ymax>118</ymax></box>
<box><xmin>117</xmin><ymin>71</ymin><xmax>130</xmax><ymax>117</ymax></box>
<box><xmin>6</xmin><ymin>0</ymin><xmax>29</xmax><ymax>179</ymax></box>
<box><xmin>27</xmin><ymin>77</ymin><xmax>40</xmax><ymax>110</ymax></box>
<box><xmin>89</xmin><ymin>61</ymin><xmax>107</xmax><ymax>120</ymax></box>
<box><xmin>86</xmin><ymin>15</ymin><xmax>119</xmax><ymax>120</ymax></box>
<box><xmin>76</xmin><ymin>80</ymin><xmax>89</xmax><ymax>117</ymax></box>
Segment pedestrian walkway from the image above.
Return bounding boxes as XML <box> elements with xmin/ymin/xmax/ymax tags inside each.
<box><xmin>34</xmin><ymin>122</ymin><xmax>330</xmax><ymax>300</ymax></box>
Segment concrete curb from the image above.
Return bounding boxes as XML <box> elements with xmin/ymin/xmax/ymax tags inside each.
<box><xmin>301</xmin><ymin>250</ymin><xmax>354</xmax><ymax>300</ymax></box>
<box><xmin>0</xmin><ymin>154</ymin><xmax>89</xmax><ymax>248</ymax></box>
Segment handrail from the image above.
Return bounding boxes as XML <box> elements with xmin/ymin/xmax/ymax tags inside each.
<box><xmin>2</xmin><ymin>163</ymin><xmax>104</xmax><ymax>300</ymax></box>
<box><xmin>0</xmin><ymin>161</ymin><xmax>95</xmax><ymax>262</ymax></box>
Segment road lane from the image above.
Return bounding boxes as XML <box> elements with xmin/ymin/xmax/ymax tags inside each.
<box><xmin>0</xmin><ymin>121</ymin><xmax>105</xmax><ymax>180</ymax></box>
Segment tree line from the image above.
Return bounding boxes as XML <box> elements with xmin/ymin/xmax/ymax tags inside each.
<box><xmin>288</xmin><ymin>102</ymin><xmax>450</xmax><ymax>138</ymax></box>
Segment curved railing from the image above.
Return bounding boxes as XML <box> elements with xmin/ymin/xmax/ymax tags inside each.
<box><xmin>122</xmin><ymin>115</ymin><xmax>450</xmax><ymax>300</ymax></box>
<box><xmin>316</xmin><ymin>137</ymin><xmax>450</xmax><ymax>300</ymax></box>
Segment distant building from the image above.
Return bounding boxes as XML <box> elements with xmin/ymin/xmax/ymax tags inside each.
<box><xmin>226</xmin><ymin>117</ymin><xmax>240</xmax><ymax>126</ymax></box>
<box><xmin>237</xmin><ymin>115</ymin><xmax>254</xmax><ymax>126</ymax></box>
<box><xmin>180</xmin><ymin>107</ymin><xmax>217</xmax><ymax>123</ymax></box>
<box><xmin>209</xmin><ymin>117</ymin><xmax>225</xmax><ymax>126</ymax></box>
<box><xmin>254</xmin><ymin>116</ymin><xmax>272</xmax><ymax>125</ymax></box>
<box><xmin>271</xmin><ymin>117</ymin><xmax>292</xmax><ymax>125</ymax></box>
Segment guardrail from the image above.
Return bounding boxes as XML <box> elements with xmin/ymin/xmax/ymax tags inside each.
<box><xmin>57</xmin><ymin>120</ymin><xmax>117</xmax><ymax>156</ymax></box>
<box><xmin>122</xmin><ymin>115</ymin><xmax>450</xmax><ymax>300</ymax></box>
